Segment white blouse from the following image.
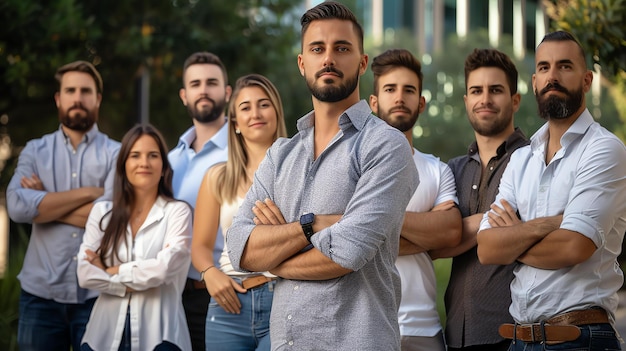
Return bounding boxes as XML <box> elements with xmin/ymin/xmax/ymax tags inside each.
<box><xmin>77</xmin><ymin>196</ymin><xmax>192</xmax><ymax>351</ymax></box>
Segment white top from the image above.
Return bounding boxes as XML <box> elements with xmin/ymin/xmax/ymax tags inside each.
<box><xmin>219</xmin><ymin>197</ymin><xmax>274</xmax><ymax>278</ymax></box>
<box><xmin>479</xmin><ymin>109</ymin><xmax>626</xmax><ymax>324</ymax></box>
<box><xmin>77</xmin><ymin>197</ymin><xmax>192</xmax><ymax>351</ymax></box>
<box><xmin>397</xmin><ymin>149</ymin><xmax>457</xmax><ymax>336</ymax></box>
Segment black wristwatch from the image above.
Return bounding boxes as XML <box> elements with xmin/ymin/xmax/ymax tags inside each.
<box><xmin>300</xmin><ymin>213</ymin><xmax>315</xmax><ymax>242</ymax></box>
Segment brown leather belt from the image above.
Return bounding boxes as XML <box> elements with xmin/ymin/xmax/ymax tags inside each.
<box><xmin>183</xmin><ymin>278</ymin><xmax>206</xmax><ymax>291</ymax></box>
<box><xmin>241</xmin><ymin>275</ymin><xmax>277</xmax><ymax>290</ymax></box>
<box><xmin>499</xmin><ymin>308</ymin><xmax>609</xmax><ymax>343</ymax></box>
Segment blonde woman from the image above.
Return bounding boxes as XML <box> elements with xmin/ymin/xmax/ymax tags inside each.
<box><xmin>192</xmin><ymin>74</ymin><xmax>287</xmax><ymax>350</ymax></box>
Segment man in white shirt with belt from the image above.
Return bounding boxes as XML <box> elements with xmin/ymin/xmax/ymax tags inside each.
<box><xmin>477</xmin><ymin>31</ymin><xmax>626</xmax><ymax>351</ymax></box>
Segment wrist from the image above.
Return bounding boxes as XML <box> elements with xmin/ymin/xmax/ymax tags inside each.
<box><xmin>200</xmin><ymin>265</ymin><xmax>216</xmax><ymax>282</ymax></box>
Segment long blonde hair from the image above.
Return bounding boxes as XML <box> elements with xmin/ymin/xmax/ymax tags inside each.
<box><xmin>212</xmin><ymin>74</ymin><xmax>288</xmax><ymax>204</ymax></box>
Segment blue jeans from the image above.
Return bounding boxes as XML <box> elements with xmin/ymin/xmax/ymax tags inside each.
<box><xmin>507</xmin><ymin>323</ymin><xmax>621</xmax><ymax>351</ymax></box>
<box><xmin>18</xmin><ymin>289</ymin><xmax>95</xmax><ymax>351</ymax></box>
<box><xmin>205</xmin><ymin>278</ymin><xmax>275</xmax><ymax>351</ymax></box>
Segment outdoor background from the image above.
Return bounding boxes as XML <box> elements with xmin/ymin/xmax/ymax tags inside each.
<box><xmin>0</xmin><ymin>0</ymin><xmax>624</xmax><ymax>350</ymax></box>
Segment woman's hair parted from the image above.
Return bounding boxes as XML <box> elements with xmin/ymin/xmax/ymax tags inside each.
<box><xmin>97</xmin><ymin>124</ymin><xmax>174</xmax><ymax>266</ymax></box>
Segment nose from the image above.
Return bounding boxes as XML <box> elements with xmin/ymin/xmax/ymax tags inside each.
<box><xmin>480</xmin><ymin>91</ymin><xmax>492</xmax><ymax>106</ymax></box>
<box><xmin>394</xmin><ymin>91</ymin><xmax>405</xmax><ymax>105</ymax></box>
<box><xmin>323</xmin><ymin>52</ymin><xmax>335</xmax><ymax>67</ymax></box>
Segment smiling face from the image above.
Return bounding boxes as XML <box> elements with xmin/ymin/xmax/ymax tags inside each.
<box><xmin>532</xmin><ymin>40</ymin><xmax>592</xmax><ymax>120</ymax></box>
<box><xmin>298</xmin><ymin>19</ymin><xmax>367</xmax><ymax>103</ymax></box>
<box><xmin>125</xmin><ymin>134</ymin><xmax>163</xmax><ymax>193</ymax></box>
<box><xmin>55</xmin><ymin>71</ymin><xmax>101</xmax><ymax>132</ymax></box>
<box><xmin>369</xmin><ymin>66</ymin><xmax>425</xmax><ymax>132</ymax></box>
<box><xmin>464</xmin><ymin>67</ymin><xmax>520</xmax><ymax>138</ymax></box>
<box><xmin>233</xmin><ymin>86</ymin><xmax>278</xmax><ymax>147</ymax></box>
<box><xmin>179</xmin><ymin>63</ymin><xmax>231</xmax><ymax>123</ymax></box>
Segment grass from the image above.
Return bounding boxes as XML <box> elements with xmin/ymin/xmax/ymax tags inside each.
<box><xmin>0</xmin><ymin>226</ymin><xmax>28</xmax><ymax>351</ymax></box>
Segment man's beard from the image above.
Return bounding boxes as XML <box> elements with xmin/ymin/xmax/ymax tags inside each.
<box><xmin>378</xmin><ymin>106</ymin><xmax>419</xmax><ymax>132</ymax></box>
<box><xmin>188</xmin><ymin>96</ymin><xmax>227</xmax><ymax>123</ymax></box>
<box><xmin>306</xmin><ymin>66</ymin><xmax>359</xmax><ymax>103</ymax></box>
<box><xmin>59</xmin><ymin>103</ymin><xmax>97</xmax><ymax>132</ymax></box>
<box><xmin>535</xmin><ymin>82</ymin><xmax>583</xmax><ymax>120</ymax></box>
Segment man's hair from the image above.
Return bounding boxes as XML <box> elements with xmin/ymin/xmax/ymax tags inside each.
<box><xmin>300</xmin><ymin>1</ymin><xmax>364</xmax><ymax>53</ymax></box>
<box><xmin>539</xmin><ymin>30</ymin><xmax>587</xmax><ymax>67</ymax></box>
<box><xmin>464</xmin><ymin>48</ymin><xmax>518</xmax><ymax>95</ymax></box>
<box><xmin>371</xmin><ymin>49</ymin><xmax>423</xmax><ymax>95</ymax></box>
<box><xmin>55</xmin><ymin>60</ymin><xmax>103</xmax><ymax>94</ymax></box>
<box><xmin>182</xmin><ymin>52</ymin><xmax>228</xmax><ymax>87</ymax></box>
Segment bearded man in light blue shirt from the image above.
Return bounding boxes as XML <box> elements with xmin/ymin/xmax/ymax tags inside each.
<box><xmin>7</xmin><ymin>60</ymin><xmax>120</xmax><ymax>351</ymax></box>
<box><xmin>477</xmin><ymin>31</ymin><xmax>626</xmax><ymax>350</ymax></box>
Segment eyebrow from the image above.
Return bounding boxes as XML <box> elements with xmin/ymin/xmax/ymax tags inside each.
<box><xmin>537</xmin><ymin>59</ymin><xmax>575</xmax><ymax>67</ymax></box>
<box><xmin>468</xmin><ymin>84</ymin><xmax>505</xmax><ymax>90</ymax></box>
<box><xmin>238</xmin><ymin>98</ymin><xmax>271</xmax><ymax>108</ymax></box>
<box><xmin>307</xmin><ymin>40</ymin><xmax>354</xmax><ymax>47</ymax></box>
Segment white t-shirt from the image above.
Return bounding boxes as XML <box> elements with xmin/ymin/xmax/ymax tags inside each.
<box><xmin>397</xmin><ymin>149</ymin><xmax>458</xmax><ymax>336</ymax></box>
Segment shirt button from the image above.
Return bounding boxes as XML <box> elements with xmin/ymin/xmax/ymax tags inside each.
<box><xmin>72</xmin><ymin>233</ymin><xmax>77</xmax><ymax>238</ymax></box>
<box><xmin>288</xmin><ymin>341</ymin><xmax>294</xmax><ymax>346</ymax></box>
<box><xmin>472</xmin><ymin>184</ymin><xmax>478</xmax><ymax>190</ymax></box>
<box><xmin>72</xmin><ymin>172</ymin><xmax>77</xmax><ymax>178</ymax></box>
<box><xmin>72</xmin><ymin>150</ymin><xmax>76</xmax><ymax>154</ymax></box>
<box><xmin>73</xmin><ymin>256</ymin><xmax>77</xmax><ymax>261</ymax></box>
<box><xmin>294</xmin><ymin>285</ymin><xmax>299</xmax><ymax>290</ymax></box>
<box><xmin>489</xmin><ymin>166</ymin><xmax>494</xmax><ymax>171</ymax></box>
<box><xmin>287</xmin><ymin>315</ymin><xmax>292</xmax><ymax>320</ymax></box>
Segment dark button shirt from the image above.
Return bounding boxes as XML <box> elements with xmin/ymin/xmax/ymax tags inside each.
<box><xmin>444</xmin><ymin>127</ymin><xmax>528</xmax><ymax>347</ymax></box>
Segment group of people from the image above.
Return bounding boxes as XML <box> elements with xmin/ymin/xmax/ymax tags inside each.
<box><xmin>6</xmin><ymin>1</ymin><xmax>626</xmax><ymax>351</ymax></box>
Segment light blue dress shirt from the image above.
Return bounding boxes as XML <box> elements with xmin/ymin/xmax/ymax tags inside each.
<box><xmin>168</xmin><ymin>122</ymin><xmax>228</xmax><ymax>279</ymax></box>
<box><xmin>479</xmin><ymin>109</ymin><xmax>626</xmax><ymax>324</ymax></box>
<box><xmin>228</xmin><ymin>100</ymin><xmax>419</xmax><ymax>351</ymax></box>
<box><xmin>6</xmin><ymin>124</ymin><xmax>120</xmax><ymax>303</ymax></box>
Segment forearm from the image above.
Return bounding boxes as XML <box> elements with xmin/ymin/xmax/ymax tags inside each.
<box><xmin>241</xmin><ymin>222</ymin><xmax>309</xmax><ymax>272</ymax></box>
<box><xmin>56</xmin><ymin>203</ymin><xmax>95</xmax><ymax>228</ymax></box>
<box><xmin>430</xmin><ymin>213</ymin><xmax>481</xmax><ymax>259</ymax></box>
<box><xmin>34</xmin><ymin>187</ymin><xmax>102</xmax><ymax>223</ymax></box>
<box><xmin>399</xmin><ymin>236</ymin><xmax>426</xmax><ymax>256</ymax></box>
<box><xmin>518</xmin><ymin>229</ymin><xmax>596</xmax><ymax>269</ymax></box>
<box><xmin>477</xmin><ymin>216</ymin><xmax>561</xmax><ymax>265</ymax></box>
<box><xmin>402</xmin><ymin>208</ymin><xmax>462</xmax><ymax>250</ymax></box>
<box><xmin>270</xmin><ymin>248</ymin><xmax>352</xmax><ymax>280</ymax></box>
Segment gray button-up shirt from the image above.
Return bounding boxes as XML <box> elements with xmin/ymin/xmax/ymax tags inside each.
<box><xmin>7</xmin><ymin>124</ymin><xmax>120</xmax><ymax>303</ymax></box>
<box><xmin>227</xmin><ymin>100</ymin><xmax>418</xmax><ymax>351</ymax></box>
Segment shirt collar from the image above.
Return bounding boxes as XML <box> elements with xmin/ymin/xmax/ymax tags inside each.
<box><xmin>59</xmin><ymin>123</ymin><xmax>100</xmax><ymax>144</ymax></box>
<box><xmin>530</xmin><ymin>108</ymin><xmax>593</xmax><ymax>151</ymax></box>
<box><xmin>176</xmin><ymin>120</ymin><xmax>229</xmax><ymax>151</ymax></box>
<box><xmin>467</xmin><ymin>127</ymin><xmax>527</xmax><ymax>158</ymax></box>
<box><xmin>296</xmin><ymin>100</ymin><xmax>372</xmax><ymax>132</ymax></box>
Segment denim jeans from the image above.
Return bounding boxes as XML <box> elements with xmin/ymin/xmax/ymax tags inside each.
<box><xmin>205</xmin><ymin>278</ymin><xmax>275</xmax><ymax>351</ymax></box>
<box><xmin>18</xmin><ymin>289</ymin><xmax>96</xmax><ymax>351</ymax></box>
<box><xmin>507</xmin><ymin>323</ymin><xmax>621</xmax><ymax>351</ymax></box>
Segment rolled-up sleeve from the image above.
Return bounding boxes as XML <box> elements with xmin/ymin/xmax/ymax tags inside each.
<box><xmin>6</xmin><ymin>142</ymin><xmax>46</xmax><ymax>223</ymax></box>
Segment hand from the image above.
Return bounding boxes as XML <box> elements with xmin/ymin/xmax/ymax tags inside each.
<box><xmin>21</xmin><ymin>174</ymin><xmax>44</xmax><ymax>190</ymax></box>
<box><xmin>84</xmin><ymin>249</ymin><xmax>106</xmax><ymax>270</ymax></box>
<box><xmin>431</xmin><ymin>200</ymin><xmax>456</xmax><ymax>212</ymax></box>
<box><xmin>488</xmin><ymin>199</ymin><xmax>522</xmax><ymax>227</ymax></box>
<box><xmin>253</xmin><ymin>198</ymin><xmax>286</xmax><ymax>225</ymax></box>
<box><xmin>205</xmin><ymin>269</ymin><xmax>246</xmax><ymax>314</ymax></box>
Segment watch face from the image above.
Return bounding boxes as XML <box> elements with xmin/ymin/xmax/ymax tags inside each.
<box><xmin>300</xmin><ymin>212</ymin><xmax>314</xmax><ymax>225</ymax></box>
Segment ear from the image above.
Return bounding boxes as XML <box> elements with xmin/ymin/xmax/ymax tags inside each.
<box><xmin>297</xmin><ymin>54</ymin><xmax>305</xmax><ymax>77</ymax></box>
<box><xmin>418</xmin><ymin>96</ymin><xmax>426</xmax><ymax>114</ymax></box>
<box><xmin>582</xmin><ymin>70</ymin><xmax>593</xmax><ymax>93</ymax></box>
<box><xmin>225</xmin><ymin>85</ymin><xmax>233</xmax><ymax>103</ymax></box>
<box><xmin>359</xmin><ymin>54</ymin><xmax>369</xmax><ymax>76</ymax></box>
<box><xmin>54</xmin><ymin>92</ymin><xmax>60</xmax><ymax>108</ymax></box>
<box><xmin>179</xmin><ymin>88</ymin><xmax>187</xmax><ymax>106</ymax></box>
<box><xmin>369</xmin><ymin>94</ymin><xmax>378</xmax><ymax>113</ymax></box>
<box><xmin>531</xmin><ymin>74</ymin><xmax>537</xmax><ymax>95</ymax></box>
<box><xmin>96</xmin><ymin>93</ymin><xmax>102</xmax><ymax>108</ymax></box>
<box><xmin>511</xmin><ymin>93</ymin><xmax>521</xmax><ymax>113</ymax></box>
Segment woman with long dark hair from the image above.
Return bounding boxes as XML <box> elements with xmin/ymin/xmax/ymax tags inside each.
<box><xmin>77</xmin><ymin>124</ymin><xmax>192</xmax><ymax>351</ymax></box>
<box><xmin>191</xmin><ymin>74</ymin><xmax>287</xmax><ymax>350</ymax></box>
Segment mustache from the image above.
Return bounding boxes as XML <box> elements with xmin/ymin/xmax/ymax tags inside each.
<box><xmin>315</xmin><ymin>66</ymin><xmax>343</xmax><ymax>79</ymax></box>
<box><xmin>68</xmin><ymin>103</ymin><xmax>87</xmax><ymax>112</ymax></box>
<box><xmin>389</xmin><ymin>106</ymin><xmax>411</xmax><ymax>114</ymax></box>
<box><xmin>196</xmin><ymin>95</ymin><xmax>215</xmax><ymax>106</ymax></box>
<box><xmin>540</xmin><ymin>82</ymin><xmax>568</xmax><ymax>96</ymax></box>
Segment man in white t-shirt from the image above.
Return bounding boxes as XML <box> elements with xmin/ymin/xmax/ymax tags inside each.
<box><xmin>369</xmin><ymin>48</ymin><xmax>463</xmax><ymax>351</ymax></box>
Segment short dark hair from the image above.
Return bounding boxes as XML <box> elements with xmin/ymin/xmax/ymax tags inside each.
<box><xmin>464</xmin><ymin>49</ymin><xmax>518</xmax><ymax>95</ymax></box>
<box><xmin>300</xmin><ymin>1</ymin><xmax>364</xmax><ymax>53</ymax></box>
<box><xmin>182</xmin><ymin>52</ymin><xmax>228</xmax><ymax>87</ymax></box>
<box><xmin>539</xmin><ymin>30</ymin><xmax>587</xmax><ymax>67</ymax></box>
<box><xmin>55</xmin><ymin>60</ymin><xmax>103</xmax><ymax>94</ymax></box>
<box><xmin>371</xmin><ymin>49</ymin><xmax>423</xmax><ymax>95</ymax></box>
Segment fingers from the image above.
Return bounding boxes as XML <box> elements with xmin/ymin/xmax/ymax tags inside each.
<box><xmin>253</xmin><ymin>199</ymin><xmax>286</xmax><ymax>225</ymax></box>
<box><xmin>431</xmin><ymin>200</ymin><xmax>455</xmax><ymax>212</ymax></box>
<box><xmin>213</xmin><ymin>288</ymin><xmax>242</xmax><ymax>314</ymax></box>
